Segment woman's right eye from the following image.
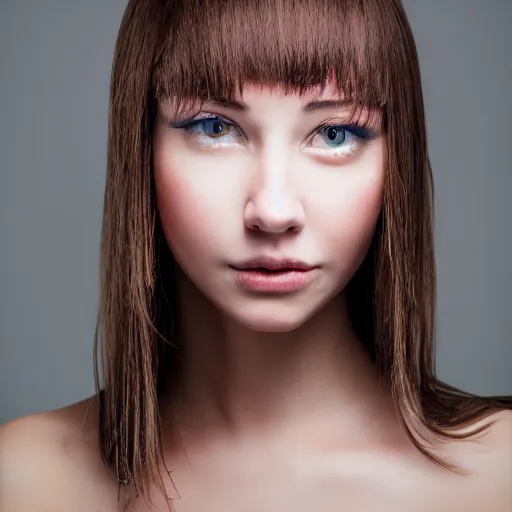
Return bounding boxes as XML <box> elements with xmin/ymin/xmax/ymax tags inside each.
<box><xmin>182</xmin><ymin>118</ymin><xmax>231</xmax><ymax>137</ymax></box>
<box><xmin>171</xmin><ymin>116</ymin><xmax>244</xmax><ymax>148</ymax></box>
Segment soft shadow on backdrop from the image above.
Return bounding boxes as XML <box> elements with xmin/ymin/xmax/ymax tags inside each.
<box><xmin>0</xmin><ymin>0</ymin><xmax>511</xmax><ymax>424</ymax></box>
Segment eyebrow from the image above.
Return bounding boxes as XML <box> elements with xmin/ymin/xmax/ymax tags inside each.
<box><xmin>208</xmin><ymin>99</ymin><xmax>352</xmax><ymax>112</ymax></box>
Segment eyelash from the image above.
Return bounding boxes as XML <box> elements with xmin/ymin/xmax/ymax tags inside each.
<box><xmin>169</xmin><ymin>114</ymin><xmax>376</xmax><ymax>158</ymax></box>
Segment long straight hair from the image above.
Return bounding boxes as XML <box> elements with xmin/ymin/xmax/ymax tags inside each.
<box><xmin>93</xmin><ymin>0</ymin><xmax>512</xmax><ymax>509</ymax></box>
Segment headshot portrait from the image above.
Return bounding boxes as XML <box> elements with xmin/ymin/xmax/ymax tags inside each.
<box><xmin>0</xmin><ymin>1</ymin><xmax>511</xmax><ymax>511</ymax></box>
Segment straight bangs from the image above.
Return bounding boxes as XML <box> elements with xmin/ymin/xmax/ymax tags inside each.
<box><xmin>152</xmin><ymin>0</ymin><xmax>399</xmax><ymax>127</ymax></box>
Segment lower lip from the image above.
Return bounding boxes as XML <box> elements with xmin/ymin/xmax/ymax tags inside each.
<box><xmin>231</xmin><ymin>268</ymin><xmax>316</xmax><ymax>293</ymax></box>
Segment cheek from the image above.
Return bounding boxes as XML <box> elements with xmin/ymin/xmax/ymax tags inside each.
<box><xmin>313</xmin><ymin>156</ymin><xmax>384</xmax><ymax>265</ymax></box>
<box><xmin>155</xmin><ymin>171</ymin><xmax>192</xmax><ymax>237</ymax></box>
<box><xmin>336</xmin><ymin>177</ymin><xmax>383</xmax><ymax>235</ymax></box>
<box><xmin>153</xmin><ymin>152</ymin><xmax>217</xmax><ymax>263</ymax></box>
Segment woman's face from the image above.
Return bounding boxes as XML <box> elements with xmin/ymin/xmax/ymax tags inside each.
<box><xmin>153</xmin><ymin>83</ymin><xmax>385</xmax><ymax>332</ymax></box>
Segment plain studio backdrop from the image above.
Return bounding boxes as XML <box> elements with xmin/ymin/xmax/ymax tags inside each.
<box><xmin>0</xmin><ymin>0</ymin><xmax>511</xmax><ymax>425</ymax></box>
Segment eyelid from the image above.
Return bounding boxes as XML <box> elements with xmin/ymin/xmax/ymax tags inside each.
<box><xmin>308</xmin><ymin>116</ymin><xmax>376</xmax><ymax>138</ymax></box>
<box><xmin>170</xmin><ymin>113</ymin><xmax>242</xmax><ymax>133</ymax></box>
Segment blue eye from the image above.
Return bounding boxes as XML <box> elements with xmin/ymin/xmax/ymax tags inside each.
<box><xmin>194</xmin><ymin>118</ymin><xmax>230</xmax><ymax>137</ymax></box>
<box><xmin>170</xmin><ymin>115</ymin><xmax>241</xmax><ymax>148</ymax></box>
<box><xmin>320</xmin><ymin>126</ymin><xmax>347</xmax><ymax>148</ymax></box>
<box><xmin>172</xmin><ymin>116</ymin><xmax>233</xmax><ymax>137</ymax></box>
<box><xmin>318</xmin><ymin>124</ymin><xmax>372</xmax><ymax>148</ymax></box>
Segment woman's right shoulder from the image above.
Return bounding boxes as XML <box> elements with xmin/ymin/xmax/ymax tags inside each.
<box><xmin>0</xmin><ymin>395</ymin><xmax>119</xmax><ymax>512</ymax></box>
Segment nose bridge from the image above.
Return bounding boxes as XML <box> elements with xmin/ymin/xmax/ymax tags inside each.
<box><xmin>258</xmin><ymin>139</ymin><xmax>289</xmax><ymax>207</ymax></box>
<box><xmin>244</xmin><ymin>138</ymin><xmax>305</xmax><ymax>233</ymax></box>
<box><xmin>250</xmin><ymin>108</ymin><xmax>296</xmax><ymax>200</ymax></box>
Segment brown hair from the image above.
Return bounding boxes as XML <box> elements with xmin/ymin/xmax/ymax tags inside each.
<box><xmin>93</xmin><ymin>0</ymin><xmax>512</xmax><ymax>509</ymax></box>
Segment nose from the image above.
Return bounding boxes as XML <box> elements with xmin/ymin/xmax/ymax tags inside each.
<box><xmin>243</xmin><ymin>143</ymin><xmax>305</xmax><ymax>234</ymax></box>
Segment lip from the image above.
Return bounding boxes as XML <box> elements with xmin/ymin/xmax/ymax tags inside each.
<box><xmin>230</xmin><ymin>256</ymin><xmax>318</xmax><ymax>272</ymax></box>
<box><xmin>229</xmin><ymin>257</ymin><xmax>319</xmax><ymax>293</ymax></box>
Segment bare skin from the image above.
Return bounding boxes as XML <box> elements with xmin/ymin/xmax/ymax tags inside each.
<box><xmin>1</xmin><ymin>83</ymin><xmax>510</xmax><ymax>510</ymax></box>
<box><xmin>0</xmin><ymin>399</ymin><xmax>510</xmax><ymax>511</ymax></box>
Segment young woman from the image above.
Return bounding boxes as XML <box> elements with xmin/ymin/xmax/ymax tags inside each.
<box><xmin>1</xmin><ymin>0</ymin><xmax>511</xmax><ymax>511</ymax></box>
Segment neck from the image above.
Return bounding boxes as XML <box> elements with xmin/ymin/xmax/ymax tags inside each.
<box><xmin>160</xmin><ymin>268</ymin><xmax>402</xmax><ymax>453</ymax></box>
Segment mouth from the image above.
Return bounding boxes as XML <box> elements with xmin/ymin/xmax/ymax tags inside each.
<box><xmin>230</xmin><ymin>256</ymin><xmax>318</xmax><ymax>272</ymax></box>
<box><xmin>229</xmin><ymin>257</ymin><xmax>319</xmax><ymax>293</ymax></box>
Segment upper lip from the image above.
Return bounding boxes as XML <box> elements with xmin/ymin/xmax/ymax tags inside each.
<box><xmin>230</xmin><ymin>256</ymin><xmax>318</xmax><ymax>271</ymax></box>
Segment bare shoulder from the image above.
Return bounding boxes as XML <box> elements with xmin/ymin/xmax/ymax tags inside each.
<box><xmin>474</xmin><ymin>409</ymin><xmax>512</xmax><ymax>481</ymax></box>
<box><xmin>456</xmin><ymin>409</ymin><xmax>512</xmax><ymax>466</ymax></box>
<box><xmin>0</xmin><ymin>396</ymin><xmax>118</xmax><ymax>512</ymax></box>
<box><xmin>443</xmin><ymin>409</ymin><xmax>512</xmax><ymax>511</ymax></box>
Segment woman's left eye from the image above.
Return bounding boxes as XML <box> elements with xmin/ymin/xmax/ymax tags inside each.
<box><xmin>307</xmin><ymin>124</ymin><xmax>373</xmax><ymax>156</ymax></box>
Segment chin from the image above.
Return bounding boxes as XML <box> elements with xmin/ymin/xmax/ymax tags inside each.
<box><xmin>227</xmin><ymin>301</ymin><xmax>318</xmax><ymax>333</ymax></box>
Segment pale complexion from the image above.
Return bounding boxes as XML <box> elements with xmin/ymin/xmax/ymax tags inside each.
<box><xmin>152</xmin><ymin>83</ymin><xmax>403</xmax><ymax>451</ymax></box>
<box><xmin>0</xmin><ymin>83</ymin><xmax>511</xmax><ymax>512</ymax></box>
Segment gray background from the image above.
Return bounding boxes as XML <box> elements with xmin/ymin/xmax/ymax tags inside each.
<box><xmin>1</xmin><ymin>0</ymin><xmax>510</xmax><ymax>425</ymax></box>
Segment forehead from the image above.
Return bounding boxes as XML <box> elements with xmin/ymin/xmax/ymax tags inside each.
<box><xmin>160</xmin><ymin>77</ymin><xmax>350</xmax><ymax>114</ymax></box>
<box><xmin>237</xmin><ymin>79</ymin><xmax>345</xmax><ymax>102</ymax></box>
<box><xmin>152</xmin><ymin>0</ymin><xmax>393</xmax><ymax>111</ymax></box>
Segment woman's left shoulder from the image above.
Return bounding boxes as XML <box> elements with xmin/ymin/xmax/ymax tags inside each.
<box><xmin>477</xmin><ymin>409</ymin><xmax>512</xmax><ymax>472</ymax></box>
<box><xmin>464</xmin><ymin>409</ymin><xmax>512</xmax><ymax>461</ymax></box>
<box><xmin>455</xmin><ymin>410</ymin><xmax>512</xmax><ymax>508</ymax></box>
<box><xmin>408</xmin><ymin>410</ymin><xmax>511</xmax><ymax>511</ymax></box>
